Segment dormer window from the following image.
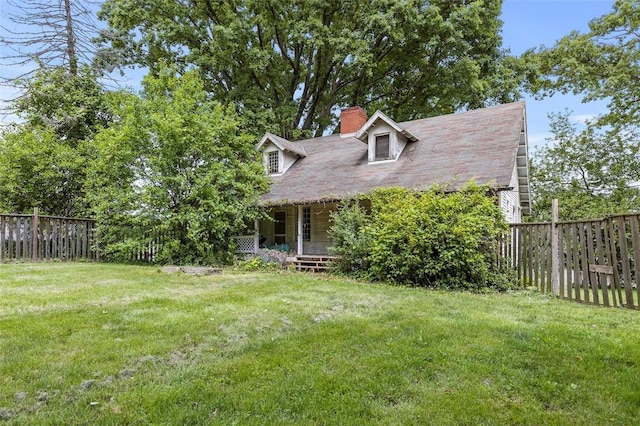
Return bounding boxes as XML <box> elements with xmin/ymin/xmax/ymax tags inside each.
<box><xmin>268</xmin><ymin>151</ymin><xmax>280</xmax><ymax>174</ymax></box>
<box><xmin>375</xmin><ymin>134</ymin><xmax>390</xmax><ymax>160</ymax></box>
<box><xmin>355</xmin><ymin>110</ymin><xmax>419</xmax><ymax>164</ymax></box>
<box><xmin>257</xmin><ymin>133</ymin><xmax>307</xmax><ymax>176</ymax></box>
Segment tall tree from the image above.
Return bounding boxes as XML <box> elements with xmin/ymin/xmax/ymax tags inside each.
<box><xmin>524</xmin><ymin>0</ymin><xmax>640</xmax><ymax>219</ymax></box>
<box><xmin>529</xmin><ymin>112</ymin><xmax>640</xmax><ymax>221</ymax></box>
<box><xmin>87</xmin><ymin>67</ymin><xmax>269</xmax><ymax>264</ymax></box>
<box><xmin>97</xmin><ymin>0</ymin><xmax>522</xmax><ymax>138</ymax></box>
<box><xmin>527</xmin><ymin>0</ymin><xmax>640</xmax><ymax>133</ymax></box>
<box><xmin>0</xmin><ymin>0</ymin><xmax>102</xmax><ymax>81</ymax></box>
<box><xmin>0</xmin><ymin>66</ymin><xmax>112</xmax><ymax>216</ymax></box>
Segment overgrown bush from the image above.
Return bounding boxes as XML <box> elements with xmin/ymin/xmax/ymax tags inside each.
<box><xmin>326</xmin><ymin>200</ymin><xmax>370</xmax><ymax>277</ymax></box>
<box><xmin>235</xmin><ymin>249</ymin><xmax>289</xmax><ymax>271</ymax></box>
<box><xmin>87</xmin><ymin>67</ymin><xmax>269</xmax><ymax>265</ymax></box>
<box><xmin>329</xmin><ymin>183</ymin><xmax>515</xmax><ymax>291</ymax></box>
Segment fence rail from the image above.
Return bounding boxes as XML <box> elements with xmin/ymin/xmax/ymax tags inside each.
<box><xmin>507</xmin><ymin>212</ymin><xmax>640</xmax><ymax>310</ymax></box>
<box><xmin>0</xmin><ymin>209</ymin><xmax>97</xmax><ymax>262</ymax></box>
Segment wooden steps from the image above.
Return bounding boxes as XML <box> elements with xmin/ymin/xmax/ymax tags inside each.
<box><xmin>291</xmin><ymin>255</ymin><xmax>336</xmax><ymax>272</ymax></box>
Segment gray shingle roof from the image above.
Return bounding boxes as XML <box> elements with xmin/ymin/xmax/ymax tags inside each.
<box><xmin>260</xmin><ymin>102</ymin><xmax>529</xmax><ymax>207</ymax></box>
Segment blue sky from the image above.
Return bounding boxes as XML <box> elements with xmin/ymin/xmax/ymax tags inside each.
<box><xmin>501</xmin><ymin>0</ymin><xmax>615</xmax><ymax>150</ymax></box>
<box><xmin>1</xmin><ymin>0</ymin><xmax>617</xmax><ymax>149</ymax></box>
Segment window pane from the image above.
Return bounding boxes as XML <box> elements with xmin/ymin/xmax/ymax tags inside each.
<box><xmin>268</xmin><ymin>151</ymin><xmax>279</xmax><ymax>173</ymax></box>
<box><xmin>274</xmin><ymin>211</ymin><xmax>286</xmax><ymax>234</ymax></box>
<box><xmin>303</xmin><ymin>207</ymin><xmax>311</xmax><ymax>241</ymax></box>
<box><xmin>375</xmin><ymin>135</ymin><xmax>390</xmax><ymax>160</ymax></box>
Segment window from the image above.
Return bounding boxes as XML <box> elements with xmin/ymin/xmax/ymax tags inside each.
<box><xmin>302</xmin><ymin>207</ymin><xmax>311</xmax><ymax>241</ymax></box>
<box><xmin>268</xmin><ymin>151</ymin><xmax>279</xmax><ymax>174</ymax></box>
<box><xmin>375</xmin><ymin>134</ymin><xmax>390</xmax><ymax>160</ymax></box>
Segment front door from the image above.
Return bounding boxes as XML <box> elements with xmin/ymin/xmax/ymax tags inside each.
<box><xmin>274</xmin><ymin>211</ymin><xmax>286</xmax><ymax>245</ymax></box>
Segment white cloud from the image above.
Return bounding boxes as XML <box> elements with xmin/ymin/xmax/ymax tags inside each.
<box><xmin>527</xmin><ymin>132</ymin><xmax>552</xmax><ymax>150</ymax></box>
<box><xmin>570</xmin><ymin>113</ymin><xmax>597</xmax><ymax>124</ymax></box>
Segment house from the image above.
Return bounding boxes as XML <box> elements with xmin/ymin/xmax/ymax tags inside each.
<box><xmin>235</xmin><ymin>102</ymin><xmax>530</xmax><ymax>257</ymax></box>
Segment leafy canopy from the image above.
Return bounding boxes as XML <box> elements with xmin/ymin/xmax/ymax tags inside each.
<box><xmin>97</xmin><ymin>0</ymin><xmax>522</xmax><ymax>138</ymax></box>
<box><xmin>0</xmin><ymin>66</ymin><xmax>112</xmax><ymax>216</ymax></box>
<box><xmin>527</xmin><ymin>0</ymin><xmax>640</xmax><ymax>132</ymax></box>
<box><xmin>87</xmin><ymin>66</ymin><xmax>270</xmax><ymax>264</ymax></box>
<box><xmin>529</xmin><ymin>112</ymin><xmax>640</xmax><ymax>221</ymax></box>
<box><xmin>525</xmin><ymin>0</ymin><xmax>640</xmax><ymax>219</ymax></box>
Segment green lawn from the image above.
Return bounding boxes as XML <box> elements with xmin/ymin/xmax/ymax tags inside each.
<box><xmin>0</xmin><ymin>263</ymin><xmax>638</xmax><ymax>425</ymax></box>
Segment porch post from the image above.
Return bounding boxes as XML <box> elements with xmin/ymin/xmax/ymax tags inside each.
<box><xmin>297</xmin><ymin>205</ymin><xmax>303</xmax><ymax>256</ymax></box>
<box><xmin>253</xmin><ymin>218</ymin><xmax>259</xmax><ymax>254</ymax></box>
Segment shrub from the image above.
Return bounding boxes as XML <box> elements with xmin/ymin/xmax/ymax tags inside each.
<box><xmin>329</xmin><ymin>183</ymin><xmax>515</xmax><ymax>291</ymax></box>
<box><xmin>327</xmin><ymin>200</ymin><xmax>370</xmax><ymax>277</ymax></box>
<box><xmin>235</xmin><ymin>249</ymin><xmax>289</xmax><ymax>271</ymax></box>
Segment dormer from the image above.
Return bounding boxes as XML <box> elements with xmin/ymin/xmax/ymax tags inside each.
<box><xmin>355</xmin><ymin>110</ymin><xmax>418</xmax><ymax>163</ymax></box>
<box><xmin>256</xmin><ymin>133</ymin><xmax>306</xmax><ymax>175</ymax></box>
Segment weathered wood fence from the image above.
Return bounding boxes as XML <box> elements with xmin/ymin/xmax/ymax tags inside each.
<box><xmin>506</xmin><ymin>211</ymin><xmax>640</xmax><ymax>310</ymax></box>
<box><xmin>129</xmin><ymin>230</ymin><xmax>171</xmax><ymax>263</ymax></box>
<box><xmin>0</xmin><ymin>209</ymin><xmax>98</xmax><ymax>262</ymax></box>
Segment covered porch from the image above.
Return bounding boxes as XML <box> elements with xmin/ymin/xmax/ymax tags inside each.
<box><xmin>233</xmin><ymin>202</ymin><xmax>338</xmax><ymax>257</ymax></box>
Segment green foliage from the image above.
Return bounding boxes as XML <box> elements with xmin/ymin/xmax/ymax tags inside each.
<box><xmin>330</xmin><ymin>183</ymin><xmax>513</xmax><ymax>291</ymax></box>
<box><xmin>524</xmin><ymin>1</ymin><xmax>640</xmax><ymax>220</ymax></box>
<box><xmin>97</xmin><ymin>0</ymin><xmax>523</xmax><ymax>137</ymax></box>
<box><xmin>526</xmin><ymin>0</ymin><xmax>640</xmax><ymax>133</ymax></box>
<box><xmin>87</xmin><ymin>66</ymin><xmax>270</xmax><ymax>264</ymax></box>
<box><xmin>236</xmin><ymin>256</ymin><xmax>270</xmax><ymax>272</ymax></box>
<box><xmin>235</xmin><ymin>250</ymin><xmax>288</xmax><ymax>272</ymax></box>
<box><xmin>529</xmin><ymin>112</ymin><xmax>640</xmax><ymax>221</ymax></box>
<box><xmin>327</xmin><ymin>200</ymin><xmax>370</xmax><ymax>277</ymax></box>
<box><xmin>13</xmin><ymin>66</ymin><xmax>112</xmax><ymax>143</ymax></box>
<box><xmin>0</xmin><ymin>127</ymin><xmax>83</xmax><ymax>215</ymax></box>
<box><xmin>0</xmin><ymin>66</ymin><xmax>112</xmax><ymax>216</ymax></box>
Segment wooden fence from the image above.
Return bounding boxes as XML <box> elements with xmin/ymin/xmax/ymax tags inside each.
<box><xmin>506</xmin><ymin>212</ymin><xmax>640</xmax><ymax>310</ymax></box>
<box><xmin>0</xmin><ymin>209</ymin><xmax>98</xmax><ymax>262</ymax></box>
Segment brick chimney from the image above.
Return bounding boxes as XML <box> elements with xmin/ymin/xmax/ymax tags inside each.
<box><xmin>340</xmin><ymin>106</ymin><xmax>367</xmax><ymax>135</ymax></box>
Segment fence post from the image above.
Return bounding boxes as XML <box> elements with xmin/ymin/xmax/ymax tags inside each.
<box><xmin>31</xmin><ymin>207</ymin><xmax>39</xmax><ymax>262</ymax></box>
<box><xmin>551</xmin><ymin>199</ymin><xmax>560</xmax><ymax>296</ymax></box>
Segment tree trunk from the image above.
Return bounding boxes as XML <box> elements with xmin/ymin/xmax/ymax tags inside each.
<box><xmin>64</xmin><ymin>0</ymin><xmax>77</xmax><ymax>75</ymax></box>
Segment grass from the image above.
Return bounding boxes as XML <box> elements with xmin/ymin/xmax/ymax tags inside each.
<box><xmin>0</xmin><ymin>263</ymin><xmax>639</xmax><ymax>425</ymax></box>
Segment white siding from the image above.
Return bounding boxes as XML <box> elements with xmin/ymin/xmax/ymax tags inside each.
<box><xmin>500</xmin><ymin>190</ymin><xmax>522</xmax><ymax>224</ymax></box>
<box><xmin>302</xmin><ymin>204</ymin><xmax>335</xmax><ymax>255</ymax></box>
<box><xmin>396</xmin><ymin>134</ymin><xmax>408</xmax><ymax>155</ymax></box>
<box><xmin>283</xmin><ymin>151</ymin><xmax>297</xmax><ymax>172</ymax></box>
<box><xmin>366</xmin><ymin>122</ymin><xmax>409</xmax><ymax>163</ymax></box>
<box><xmin>499</xmin><ymin>163</ymin><xmax>523</xmax><ymax>223</ymax></box>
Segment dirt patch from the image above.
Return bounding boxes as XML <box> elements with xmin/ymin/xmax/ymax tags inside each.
<box><xmin>79</xmin><ymin>380</ymin><xmax>96</xmax><ymax>392</ymax></box>
<box><xmin>136</xmin><ymin>355</ymin><xmax>157</xmax><ymax>365</ymax></box>
<box><xmin>118</xmin><ymin>368</ymin><xmax>136</xmax><ymax>379</ymax></box>
<box><xmin>312</xmin><ymin>305</ymin><xmax>344</xmax><ymax>323</ymax></box>
<box><xmin>168</xmin><ymin>350</ymin><xmax>187</xmax><ymax>366</ymax></box>
<box><xmin>0</xmin><ymin>408</ymin><xmax>13</xmax><ymax>420</ymax></box>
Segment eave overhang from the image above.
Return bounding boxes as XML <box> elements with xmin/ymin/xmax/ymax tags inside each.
<box><xmin>355</xmin><ymin>110</ymin><xmax>419</xmax><ymax>143</ymax></box>
<box><xmin>257</xmin><ymin>132</ymin><xmax>307</xmax><ymax>157</ymax></box>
